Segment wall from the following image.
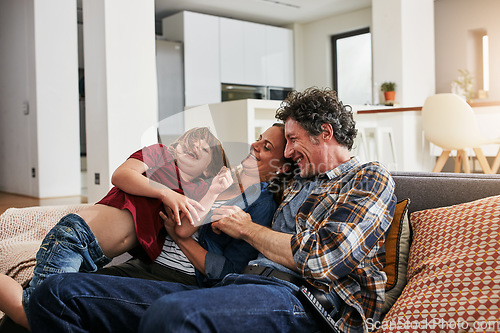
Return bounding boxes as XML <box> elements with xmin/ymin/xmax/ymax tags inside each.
<box><xmin>0</xmin><ymin>0</ymin><xmax>157</xmax><ymax>201</ymax></box>
<box><xmin>0</xmin><ymin>0</ymin><xmax>33</xmax><ymax>195</ymax></box>
<box><xmin>83</xmin><ymin>0</ymin><xmax>158</xmax><ymax>202</ymax></box>
<box><xmin>294</xmin><ymin>1</ymin><xmax>434</xmax><ymax>107</ymax></box>
<box><xmin>372</xmin><ymin>0</ymin><xmax>435</xmax><ymax>107</ymax></box>
<box><xmin>293</xmin><ymin>7</ymin><xmax>372</xmax><ymax>92</ymax></box>
<box><xmin>435</xmin><ymin>0</ymin><xmax>500</xmax><ymax>101</ymax></box>
<box><xmin>0</xmin><ymin>0</ymin><xmax>81</xmax><ymax>198</ymax></box>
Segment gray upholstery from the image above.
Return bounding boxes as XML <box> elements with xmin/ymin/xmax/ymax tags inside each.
<box><xmin>392</xmin><ymin>171</ymin><xmax>500</xmax><ymax>215</ymax></box>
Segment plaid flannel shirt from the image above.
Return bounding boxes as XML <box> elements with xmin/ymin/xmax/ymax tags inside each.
<box><xmin>280</xmin><ymin>158</ymin><xmax>396</xmax><ymax>333</ymax></box>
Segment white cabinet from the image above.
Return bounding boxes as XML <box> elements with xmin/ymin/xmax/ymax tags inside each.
<box><xmin>220</xmin><ymin>17</ymin><xmax>294</xmax><ymax>88</ymax></box>
<box><xmin>265</xmin><ymin>26</ymin><xmax>294</xmax><ymax>87</ymax></box>
<box><xmin>219</xmin><ymin>18</ymin><xmax>245</xmax><ymax>85</ymax></box>
<box><xmin>162</xmin><ymin>12</ymin><xmax>221</xmax><ymax>107</ymax></box>
<box><xmin>162</xmin><ymin>11</ymin><xmax>294</xmax><ymax>110</ymax></box>
<box><xmin>220</xmin><ymin>18</ymin><xmax>266</xmax><ymax>86</ymax></box>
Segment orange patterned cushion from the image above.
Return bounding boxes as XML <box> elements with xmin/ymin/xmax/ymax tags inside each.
<box><xmin>377</xmin><ymin>195</ymin><xmax>500</xmax><ymax>332</ymax></box>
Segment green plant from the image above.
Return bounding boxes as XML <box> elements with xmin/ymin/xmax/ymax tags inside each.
<box><xmin>381</xmin><ymin>82</ymin><xmax>396</xmax><ymax>92</ymax></box>
<box><xmin>451</xmin><ymin>69</ymin><xmax>474</xmax><ymax>102</ymax></box>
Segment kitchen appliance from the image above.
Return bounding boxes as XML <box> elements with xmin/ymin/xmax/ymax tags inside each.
<box><xmin>156</xmin><ymin>39</ymin><xmax>184</xmax><ymax>143</ymax></box>
<box><xmin>221</xmin><ymin>84</ymin><xmax>266</xmax><ymax>101</ymax></box>
<box><xmin>221</xmin><ymin>84</ymin><xmax>293</xmax><ymax>101</ymax></box>
<box><xmin>267</xmin><ymin>86</ymin><xmax>293</xmax><ymax>100</ymax></box>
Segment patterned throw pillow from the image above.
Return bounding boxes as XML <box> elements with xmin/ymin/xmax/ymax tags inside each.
<box><xmin>382</xmin><ymin>198</ymin><xmax>411</xmax><ymax>313</ymax></box>
<box><xmin>377</xmin><ymin>195</ymin><xmax>500</xmax><ymax>333</ymax></box>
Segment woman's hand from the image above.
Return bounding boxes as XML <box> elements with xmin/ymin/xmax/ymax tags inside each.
<box><xmin>208</xmin><ymin>167</ymin><xmax>233</xmax><ymax>196</ymax></box>
<box><xmin>160</xmin><ymin>189</ymin><xmax>205</xmax><ymax>226</ymax></box>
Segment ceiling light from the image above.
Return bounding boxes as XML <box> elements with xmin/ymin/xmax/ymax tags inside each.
<box><xmin>258</xmin><ymin>0</ymin><xmax>300</xmax><ymax>9</ymax></box>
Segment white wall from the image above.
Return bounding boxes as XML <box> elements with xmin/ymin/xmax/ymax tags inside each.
<box><xmin>36</xmin><ymin>0</ymin><xmax>81</xmax><ymax>198</ymax></box>
<box><xmin>293</xmin><ymin>7</ymin><xmax>372</xmax><ymax>92</ymax></box>
<box><xmin>83</xmin><ymin>0</ymin><xmax>158</xmax><ymax>203</ymax></box>
<box><xmin>372</xmin><ymin>0</ymin><xmax>435</xmax><ymax>107</ymax></box>
<box><xmin>0</xmin><ymin>0</ymin><xmax>157</xmax><ymax>200</ymax></box>
<box><xmin>293</xmin><ymin>1</ymin><xmax>435</xmax><ymax>107</ymax></box>
<box><xmin>435</xmin><ymin>0</ymin><xmax>500</xmax><ymax>100</ymax></box>
<box><xmin>0</xmin><ymin>0</ymin><xmax>33</xmax><ymax>195</ymax></box>
<box><xmin>0</xmin><ymin>0</ymin><xmax>81</xmax><ymax>198</ymax></box>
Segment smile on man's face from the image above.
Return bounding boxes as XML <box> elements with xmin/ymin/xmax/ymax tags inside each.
<box><xmin>284</xmin><ymin>118</ymin><xmax>325</xmax><ymax>178</ymax></box>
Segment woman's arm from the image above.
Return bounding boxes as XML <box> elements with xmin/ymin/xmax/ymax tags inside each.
<box><xmin>111</xmin><ymin>158</ymin><xmax>203</xmax><ymax>225</ymax></box>
<box><xmin>160</xmin><ymin>211</ymin><xmax>207</xmax><ymax>274</ymax></box>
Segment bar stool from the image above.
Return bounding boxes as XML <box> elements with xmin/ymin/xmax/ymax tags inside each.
<box><xmin>354</xmin><ymin>126</ymin><xmax>398</xmax><ymax>170</ymax></box>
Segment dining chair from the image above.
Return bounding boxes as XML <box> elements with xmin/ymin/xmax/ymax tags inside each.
<box><xmin>421</xmin><ymin>93</ymin><xmax>500</xmax><ymax>174</ymax></box>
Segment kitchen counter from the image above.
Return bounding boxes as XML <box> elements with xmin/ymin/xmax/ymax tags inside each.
<box><xmin>350</xmin><ymin>101</ymin><xmax>500</xmax><ymax>172</ymax></box>
<box><xmin>355</xmin><ymin>100</ymin><xmax>500</xmax><ymax>114</ymax></box>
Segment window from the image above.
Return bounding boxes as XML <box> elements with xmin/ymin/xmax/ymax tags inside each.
<box><xmin>331</xmin><ymin>28</ymin><xmax>372</xmax><ymax>105</ymax></box>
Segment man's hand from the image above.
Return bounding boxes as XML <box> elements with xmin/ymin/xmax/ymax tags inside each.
<box><xmin>211</xmin><ymin>206</ymin><xmax>255</xmax><ymax>239</ymax></box>
<box><xmin>212</xmin><ymin>205</ymin><xmax>297</xmax><ymax>271</ymax></box>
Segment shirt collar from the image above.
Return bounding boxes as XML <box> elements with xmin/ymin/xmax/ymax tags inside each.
<box><xmin>324</xmin><ymin>156</ymin><xmax>361</xmax><ymax>179</ymax></box>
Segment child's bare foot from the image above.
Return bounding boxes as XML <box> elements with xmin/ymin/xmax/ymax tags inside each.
<box><xmin>0</xmin><ymin>274</ymin><xmax>29</xmax><ymax>329</ymax></box>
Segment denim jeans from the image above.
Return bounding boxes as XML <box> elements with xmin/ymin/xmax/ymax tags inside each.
<box><xmin>23</xmin><ymin>214</ymin><xmax>111</xmax><ymax>317</ymax></box>
<box><xmin>28</xmin><ymin>272</ymin><xmax>322</xmax><ymax>333</ymax></box>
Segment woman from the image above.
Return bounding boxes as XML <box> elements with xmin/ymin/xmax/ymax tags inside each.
<box><xmin>95</xmin><ymin>123</ymin><xmax>296</xmax><ymax>288</ymax></box>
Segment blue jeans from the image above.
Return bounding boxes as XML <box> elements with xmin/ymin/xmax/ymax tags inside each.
<box><xmin>28</xmin><ymin>273</ymin><xmax>323</xmax><ymax>333</ymax></box>
<box><xmin>23</xmin><ymin>214</ymin><xmax>111</xmax><ymax>317</ymax></box>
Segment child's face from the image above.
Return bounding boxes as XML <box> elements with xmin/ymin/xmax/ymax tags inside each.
<box><xmin>175</xmin><ymin>139</ymin><xmax>212</xmax><ymax>179</ymax></box>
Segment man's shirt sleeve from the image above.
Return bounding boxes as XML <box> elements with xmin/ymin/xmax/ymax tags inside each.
<box><xmin>290</xmin><ymin>165</ymin><xmax>396</xmax><ymax>287</ymax></box>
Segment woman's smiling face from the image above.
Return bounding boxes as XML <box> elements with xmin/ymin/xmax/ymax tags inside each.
<box><xmin>241</xmin><ymin>125</ymin><xmax>287</xmax><ymax>182</ymax></box>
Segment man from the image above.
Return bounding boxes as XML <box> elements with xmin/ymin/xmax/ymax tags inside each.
<box><xmin>28</xmin><ymin>87</ymin><xmax>396</xmax><ymax>333</ymax></box>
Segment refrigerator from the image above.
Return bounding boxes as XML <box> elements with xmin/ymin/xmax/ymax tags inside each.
<box><xmin>156</xmin><ymin>39</ymin><xmax>184</xmax><ymax>145</ymax></box>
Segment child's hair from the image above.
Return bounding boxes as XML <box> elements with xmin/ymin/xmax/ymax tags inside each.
<box><xmin>170</xmin><ymin>127</ymin><xmax>230</xmax><ymax>179</ymax></box>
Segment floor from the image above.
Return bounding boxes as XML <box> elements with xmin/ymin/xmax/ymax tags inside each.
<box><xmin>0</xmin><ymin>192</ymin><xmax>87</xmax><ymax>216</ymax></box>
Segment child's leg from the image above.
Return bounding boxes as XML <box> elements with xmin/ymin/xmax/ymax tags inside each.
<box><xmin>23</xmin><ymin>213</ymin><xmax>112</xmax><ymax>323</ymax></box>
<box><xmin>0</xmin><ymin>274</ymin><xmax>28</xmax><ymax>328</ymax></box>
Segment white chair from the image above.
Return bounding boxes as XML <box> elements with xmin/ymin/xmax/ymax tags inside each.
<box><xmin>422</xmin><ymin>93</ymin><xmax>500</xmax><ymax>174</ymax></box>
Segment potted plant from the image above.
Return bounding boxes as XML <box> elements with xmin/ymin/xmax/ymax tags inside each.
<box><xmin>381</xmin><ymin>82</ymin><xmax>396</xmax><ymax>103</ymax></box>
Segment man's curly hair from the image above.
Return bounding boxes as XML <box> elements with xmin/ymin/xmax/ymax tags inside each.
<box><xmin>275</xmin><ymin>87</ymin><xmax>357</xmax><ymax>150</ymax></box>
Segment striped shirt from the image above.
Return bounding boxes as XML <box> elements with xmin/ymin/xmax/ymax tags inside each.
<box><xmin>281</xmin><ymin>158</ymin><xmax>396</xmax><ymax>333</ymax></box>
<box><xmin>155</xmin><ymin>199</ymin><xmax>228</xmax><ymax>274</ymax></box>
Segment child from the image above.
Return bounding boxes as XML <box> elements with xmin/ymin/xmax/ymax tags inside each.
<box><xmin>0</xmin><ymin>127</ymin><xmax>232</xmax><ymax>329</ymax></box>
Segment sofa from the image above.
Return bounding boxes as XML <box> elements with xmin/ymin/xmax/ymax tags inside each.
<box><xmin>0</xmin><ymin>171</ymin><xmax>499</xmax><ymax>332</ymax></box>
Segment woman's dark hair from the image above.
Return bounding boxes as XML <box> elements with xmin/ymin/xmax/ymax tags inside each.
<box><xmin>275</xmin><ymin>87</ymin><xmax>357</xmax><ymax>150</ymax></box>
<box><xmin>267</xmin><ymin>123</ymin><xmax>299</xmax><ymax>204</ymax></box>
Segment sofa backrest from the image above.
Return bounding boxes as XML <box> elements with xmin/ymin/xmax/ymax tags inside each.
<box><xmin>391</xmin><ymin>171</ymin><xmax>500</xmax><ymax>215</ymax></box>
